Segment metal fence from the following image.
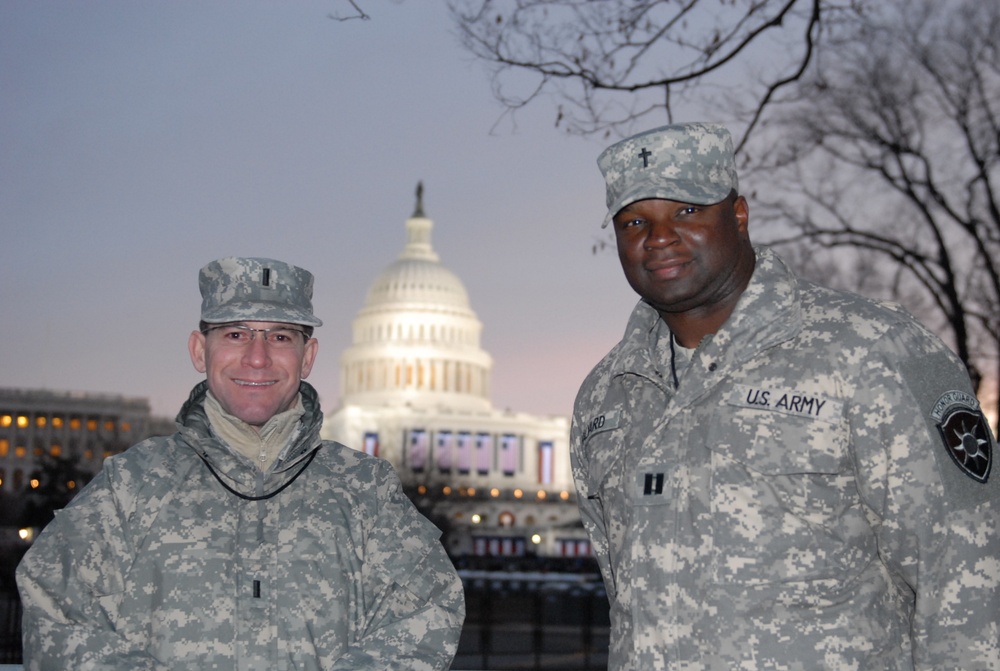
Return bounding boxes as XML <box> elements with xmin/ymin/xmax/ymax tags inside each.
<box><xmin>453</xmin><ymin>568</ymin><xmax>610</xmax><ymax>670</ymax></box>
<box><xmin>0</xmin><ymin>565</ymin><xmax>611</xmax><ymax>671</ymax></box>
<box><xmin>0</xmin><ymin>593</ymin><xmax>21</xmax><ymax>665</ymax></box>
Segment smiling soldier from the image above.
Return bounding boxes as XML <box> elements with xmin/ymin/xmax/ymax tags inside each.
<box><xmin>17</xmin><ymin>256</ymin><xmax>464</xmax><ymax>670</ymax></box>
<box><xmin>572</xmin><ymin>123</ymin><xmax>1000</xmax><ymax>670</ymax></box>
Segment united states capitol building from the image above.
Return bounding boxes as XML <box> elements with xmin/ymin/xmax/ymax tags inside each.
<box><xmin>322</xmin><ymin>186</ymin><xmax>590</xmax><ymax>561</ymax></box>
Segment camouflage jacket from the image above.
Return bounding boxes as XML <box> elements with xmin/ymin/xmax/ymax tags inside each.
<box><xmin>17</xmin><ymin>381</ymin><xmax>464</xmax><ymax>670</ymax></box>
<box><xmin>571</xmin><ymin>247</ymin><xmax>1000</xmax><ymax>670</ymax></box>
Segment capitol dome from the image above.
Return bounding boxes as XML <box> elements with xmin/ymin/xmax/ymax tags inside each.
<box><xmin>364</xmin><ymin>216</ymin><xmax>471</xmax><ymax>310</ymax></box>
<box><xmin>339</xmin><ymin>184</ymin><xmax>493</xmax><ymax>412</ymax></box>
<box><xmin>323</xmin><ymin>186</ymin><xmax>578</xmax><ymax>566</ymax></box>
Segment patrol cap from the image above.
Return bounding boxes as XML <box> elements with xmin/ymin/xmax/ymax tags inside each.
<box><xmin>597</xmin><ymin>122</ymin><xmax>738</xmax><ymax>227</ymax></box>
<box><xmin>198</xmin><ymin>257</ymin><xmax>323</xmax><ymax>327</ymax></box>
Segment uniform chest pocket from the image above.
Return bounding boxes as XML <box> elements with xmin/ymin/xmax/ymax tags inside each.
<box><xmin>705</xmin><ymin>404</ymin><xmax>867</xmax><ymax>586</ymax></box>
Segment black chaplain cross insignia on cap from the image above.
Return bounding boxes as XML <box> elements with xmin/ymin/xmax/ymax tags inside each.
<box><xmin>261</xmin><ymin>267</ymin><xmax>272</xmax><ymax>288</ymax></box>
<box><xmin>639</xmin><ymin>147</ymin><xmax>652</xmax><ymax>168</ymax></box>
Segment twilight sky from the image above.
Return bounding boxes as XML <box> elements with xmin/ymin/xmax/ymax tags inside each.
<box><xmin>0</xmin><ymin>0</ymin><xmax>644</xmax><ymax>420</ymax></box>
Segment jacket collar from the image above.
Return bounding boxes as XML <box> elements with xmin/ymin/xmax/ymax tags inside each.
<box><xmin>175</xmin><ymin>380</ymin><xmax>324</xmax><ymax>480</ymax></box>
<box><xmin>611</xmin><ymin>246</ymin><xmax>803</xmax><ymax>378</ymax></box>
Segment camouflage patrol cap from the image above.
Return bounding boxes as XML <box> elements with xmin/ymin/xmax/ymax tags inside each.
<box><xmin>198</xmin><ymin>257</ymin><xmax>323</xmax><ymax>327</ymax></box>
<box><xmin>597</xmin><ymin>122</ymin><xmax>738</xmax><ymax>227</ymax></box>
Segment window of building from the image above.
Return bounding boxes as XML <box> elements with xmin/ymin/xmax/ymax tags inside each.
<box><xmin>471</xmin><ymin>536</ymin><xmax>525</xmax><ymax>557</ymax></box>
<box><xmin>0</xmin><ymin>415</ymin><xmax>11</xmax><ymax>428</ymax></box>
<box><xmin>456</xmin><ymin>432</ymin><xmax>472</xmax><ymax>474</ymax></box>
<box><xmin>555</xmin><ymin>538</ymin><xmax>592</xmax><ymax>557</ymax></box>
<box><xmin>14</xmin><ymin>445</ymin><xmax>26</xmax><ymax>458</ymax></box>
<box><xmin>435</xmin><ymin>430</ymin><xmax>453</xmax><ymax>473</ymax></box>
<box><xmin>538</xmin><ymin>441</ymin><xmax>555</xmax><ymax>485</ymax></box>
<box><xmin>406</xmin><ymin>429</ymin><xmax>428</xmax><ymax>472</ymax></box>
<box><xmin>87</xmin><ymin>419</ymin><xmax>98</xmax><ymax>431</ymax></box>
<box><xmin>0</xmin><ymin>439</ymin><xmax>8</xmax><ymax>458</ymax></box>
<box><xmin>500</xmin><ymin>434</ymin><xmax>520</xmax><ymax>476</ymax></box>
<box><xmin>362</xmin><ymin>432</ymin><xmax>379</xmax><ymax>457</ymax></box>
<box><xmin>17</xmin><ymin>415</ymin><xmax>29</xmax><ymax>429</ymax></box>
<box><xmin>70</xmin><ymin>417</ymin><xmax>82</xmax><ymax>430</ymax></box>
<box><xmin>476</xmin><ymin>433</ymin><xmax>492</xmax><ymax>475</ymax></box>
<box><xmin>52</xmin><ymin>416</ymin><xmax>63</xmax><ymax>429</ymax></box>
<box><xmin>35</xmin><ymin>416</ymin><xmax>47</xmax><ymax>428</ymax></box>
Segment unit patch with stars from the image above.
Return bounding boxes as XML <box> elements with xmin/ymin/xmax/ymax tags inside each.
<box><xmin>931</xmin><ymin>390</ymin><xmax>992</xmax><ymax>483</ymax></box>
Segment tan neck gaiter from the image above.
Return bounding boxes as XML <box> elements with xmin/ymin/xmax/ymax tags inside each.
<box><xmin>204</xmin><ymin>391</ymin><xmax>305</xmax><ymax>472</ymax></box>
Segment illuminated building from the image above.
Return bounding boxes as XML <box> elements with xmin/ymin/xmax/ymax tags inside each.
<box><xmin>323</xmin><ymin>186</ymin><xmax>590</xmax><ymax>559</ymax></box>
<box><xmin>0</xmin><ymin>388</ymin><xmax>172</xmax><ymax>495</ymax></box>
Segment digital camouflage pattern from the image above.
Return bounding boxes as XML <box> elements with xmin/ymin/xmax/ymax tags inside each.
<box><xmin>572</xmin><ymin>247</ymin><xmax>1000</xmax><ymax>670</ymax></box>
<box><xmin>597</xmin><ymin>123</ymin><xmax>738</xmax><ymax>227</ymax></box>
<box><xmin>199</xmin><ymin>256</ymin><xmax>324</xmax><ymax>327</ymax></box>
<box><xmin>17</xmin><ymin>382</ymin><xmax>464</xmax><ymax>670</ymax></box>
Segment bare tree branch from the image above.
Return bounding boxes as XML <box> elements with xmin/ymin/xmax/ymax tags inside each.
<box><xmin>329</xmin><ymin>0</ymin><xmax>371</xmax><ymax>22</ymax></box>
<box><xmin>753</xmin><ymin>0</ymin><xmax>1000</xmax><ymax>414</ymax></box>
<box><xmin>450</xmin><ymin>0</ymin><xmax>1000</xmax><ymax>423</ymax></box>
<box><xmin>447</xmin><ymin>0</ymin><xmax>866</xmax><ymax>143</ymax></box>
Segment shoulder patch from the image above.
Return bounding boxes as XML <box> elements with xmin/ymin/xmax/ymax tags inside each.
<box><xmin>931</xmin><ymin>391</ymin><xmax>993</xmax><ymax>483</ymax></box>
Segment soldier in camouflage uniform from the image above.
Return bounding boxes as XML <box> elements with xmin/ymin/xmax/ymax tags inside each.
<box><xmin>572</xmin><ymin>123</ymin><xmax>1000</xmax><ymax>669</ymax></box>
<box><xmin>17</xmin><ymin>257</ymin><xmax>464</xmax><ymax>670</ymax></box>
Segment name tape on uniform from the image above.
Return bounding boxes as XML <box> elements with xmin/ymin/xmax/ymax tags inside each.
<box><xmin>729</xmin><ymin>384</ymin><xmax>842</xmax><ymax>424</ymax></box>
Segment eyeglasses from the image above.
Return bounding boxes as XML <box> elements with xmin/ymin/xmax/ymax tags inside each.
<box><xmin>201</xmin><ymin>324</ymin><xmax>308</xmax><ymax>349</ymax></box>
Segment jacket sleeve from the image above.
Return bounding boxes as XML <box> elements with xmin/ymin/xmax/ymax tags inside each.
<box><xmin>329</xmin><ymin>461</ymin><xmax>464</xmax><ymax>671</ymax></box>
<box><xmin>569</xmin><ymin>404</ymin><xmax>615</xmax><ymax>599</ymax></box>
<box><xmin>16</xmin><ymin>463</ymin><xmax>170</xmax><ymax>671</ymax></box>
<box><xmin>849</xmin><ymin>323</ymin><xmax>1000</xmax><ymax>669</ymax></box>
